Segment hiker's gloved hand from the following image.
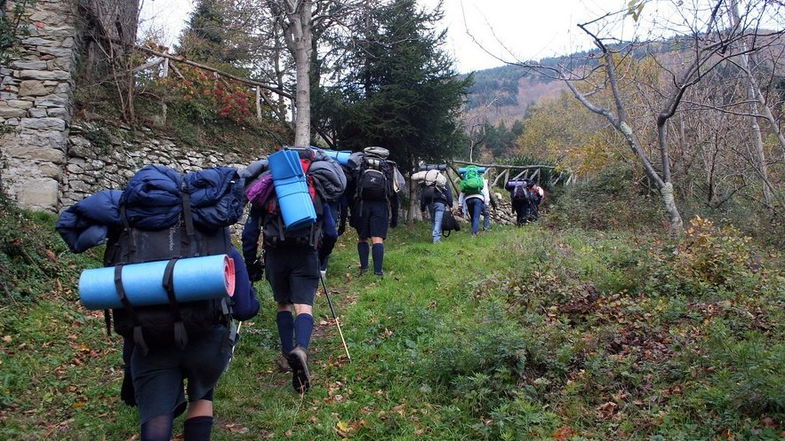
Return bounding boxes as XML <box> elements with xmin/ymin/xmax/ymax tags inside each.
<box><xmin>247</xmin><ymin>258</ymin><xmax>264</xmax><ymax>282</ymax></box>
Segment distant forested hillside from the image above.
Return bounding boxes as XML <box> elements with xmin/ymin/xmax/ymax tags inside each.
<box><xmin>462</xmin><ymin>33</ymin><xmax>785</xmax><ymax>143</ymax></box>
<box><xmin>462</xmin><ymin>50</ymin><xmax>600</xmax><ymax>127</ymax></box>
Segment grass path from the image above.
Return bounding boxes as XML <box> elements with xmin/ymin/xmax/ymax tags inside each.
<box><xmin>214</xmin><ymin>222</ymin><xmax>519</xmax><ymax>440</ymax></box>
<box><xmin>4</xmin><ymin>215</ymin><xmax>785</xmax><ymax>440</ymax></box>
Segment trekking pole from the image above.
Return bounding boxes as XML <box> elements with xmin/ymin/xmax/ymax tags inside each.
<box><xmin>318</xmin><ymin>273</ymin><xmax>352</xmax><ymax>362</ymax></box>
<box><xmin>224</xmin><ymin>320</ymin><xmax>242</xmax><ymax>373</ymax></box>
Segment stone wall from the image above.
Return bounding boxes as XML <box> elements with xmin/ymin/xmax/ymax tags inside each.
<box><xmin>62</xmin><ymin>122</ymin><xmax>258</xmax><ymax>208</ymax></box>
<box><xmin>1</xmin><ymin>0</ymin><xmax>78</xmax><ymax>210</ymax></box>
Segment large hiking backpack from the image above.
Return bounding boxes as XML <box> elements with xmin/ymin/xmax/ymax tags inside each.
<box><xmin>421</xmin><ymin>170</ymin><xmax>447</xmax><ymax>205</ymax></box>
<box><xmin>104</xmin><ymin>194</ymin><xmax>233</xmax><ymax>354</ymax></box>
<box><xmin>459</xmin><ymin>166</ymin><xmax>484</xmax><ymax>195</ymax></box>
<box><xmin>262</xmin><ymin>148</ymin><xmax>324</xmax><ymax>248</ymax></box>
<box><xmin>511</xmin><ymin>183</ymin><xmax>531</xmax><ymax>202</ymax></box>
<box><xmin>356</xmin><ymin>147</ymin><xmax>392</xmax><ymax>201</ymax></box>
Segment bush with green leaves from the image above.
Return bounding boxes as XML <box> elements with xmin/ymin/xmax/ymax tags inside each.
<box><xmin>0</xmin><ymin>194</ymin><xmax>95</xmax><ymax>303</ymax></box>
<box><xmin>547</xmin><ymin>165</ymin><xmax>662</xmax><ymax>232</ymax></box>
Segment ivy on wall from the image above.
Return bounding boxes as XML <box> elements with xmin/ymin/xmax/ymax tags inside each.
<box><xmin>0</xmin><ymin>1</ymin><xmax>36</xmax><ymax>65</ymax></box>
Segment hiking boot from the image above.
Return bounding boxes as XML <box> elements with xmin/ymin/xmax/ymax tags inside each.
<box><xmin>275</xmin><ymin>354</ymin><xmax>292</xmax><ymax>372</ymax></box>
<box><xmin>287</xmin><ymin>346</ymin><xmax>311</xmax><ymax>393</ymax></box>
<box><xmin>358</xmin><ymin>267</ymin><xmax>368</xmax><ymax>276</ymax></box>
<box><xmin>374</xmin><ymin>271</ymin><xmax>384</xmax><ymax>279</ymax></box>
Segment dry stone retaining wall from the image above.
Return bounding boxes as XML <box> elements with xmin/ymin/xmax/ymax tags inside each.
<box><xmin>1</xmin><ymin>0</ymin><xmax>78</xmax><ymax>211</ymax></box>
<box><xmin>62</xmin><ymin>122</ymin><xmax>256</xmax><ymax>208</ymax></box>
<box><xmin>0</xmin><ymin>0</ymin><xmax>258</xmax><ymax>212</ymax></box>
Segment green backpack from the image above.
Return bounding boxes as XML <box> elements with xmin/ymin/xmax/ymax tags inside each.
<box><xmin>460</xmin><ymin>166</ymin><xmax>484</xmax><ymax>195</ymax></box>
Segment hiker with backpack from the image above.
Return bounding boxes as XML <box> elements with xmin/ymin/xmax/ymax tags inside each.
<box><xmin>56</xmin><ymin>165</ymin><xmax>260</xmax><ymax>441</ymax></box>
<box><xmin>505</xmin><ymin>179</ymin><xmax>545</xmax><ymax>224</ymax></box>
<box><xmin>457</xmin><ymin>165</ymin><xmax>486</xmax><ymax>236</ymax></box>
<box><xmin>318</xmin><ymin>162</ymin><xmax>353</xmax><ymax>278</ymax></box>
<box><xmin>412</xmin><ymin>168</ymin><xmax>453</xmax><ymax>243</ymax></box>
<box><xmin>506</xmin><ymin>179</ymin><xmax>532</xmax><ymax>225</ymax></box>
<box><xmin>241</xmin><ymin>147</ymin><xmax>346</xmax><ymax>393</ymax></box>
<box><xmin>481</xmin><ymin>176</ymin><xmax>498</xmax><ymax>231</ymax></box>
<box><xmin>347</xmin><ymin>146</ymin><xmax>403</xmax><ymax>278</ymax></box>
<box><xmin>527</xmin><ymin>180</ymin><xmax>545</xmax><ymax>221</ymax></box>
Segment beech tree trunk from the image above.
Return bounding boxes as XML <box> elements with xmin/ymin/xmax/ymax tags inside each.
<box><xmin>282</xmin><ymin>0</ymin><xmax>313</xmax><ymax>148</ymax></box>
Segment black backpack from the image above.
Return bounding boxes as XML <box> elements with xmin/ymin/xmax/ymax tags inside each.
<box><xmin>511</xmin><ymin>184</ymin><xmax>531</xmax><ymax>202</ymax></box>
<box><xmin>441</xmin><ymin>209</ymin><xmax>460</xmax><ymax>237</ymax></box>
<box><xmin>421</xmin><ymin>183</ymin><xmax>445</xmax><ymax>205</ymax></box>
<box><xmin>103</xmin><ymin>193</ymin><xmax>233</xmax><ymax>355</ymax></box>
<box><xmin>260</xmin><ymin>193</ymin><xmax>324</xmax><ymax>249</ymax></box>
<box><xmin>356</xmin><ymin>155</ymin><xmax>391</xmax><ymax>201</ymax></box>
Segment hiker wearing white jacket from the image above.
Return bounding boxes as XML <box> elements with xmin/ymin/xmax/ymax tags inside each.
<box><xmin>459</xmin><ymin>176</ymin><xmax>496</xmax><ymax>234</ymax></box>
<box><xmin>481</xmin><ymin>178</ymin><xmax>497</xmax><ymax>230</ymax></box>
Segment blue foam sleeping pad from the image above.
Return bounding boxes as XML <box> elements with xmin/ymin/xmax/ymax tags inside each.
<box><xmin>78</xmin><ymin>254</ymin><xmax>234</xmax><ymax>310</ymax></box>
<box><xmin>268</xmin><ymin>149</ymin><xmax>317</xmax><ymax>229</ymax></box>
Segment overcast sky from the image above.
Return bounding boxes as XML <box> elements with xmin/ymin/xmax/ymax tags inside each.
<box><xmin>139</xmin><ymin>0</ymin><xmax>636</xmax><ymax>73</ymax></box>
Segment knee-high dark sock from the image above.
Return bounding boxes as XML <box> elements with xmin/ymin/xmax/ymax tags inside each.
<box><xmin>183</xmin><ymin>416</ymin><xmax>213</xmax><ymax>441</ymax></box>
<box><xmin>294</xmin><ymin>313</ymin><xmax>314</xmax><ymax>349</ymax></box>
<box><xmin>357</xmin><ymin>242</ymin><xmax>370</xmax><ymax>269</ymax></box>
<box><xmin>372</xmin><ymin>243</ymin><xmax>384</xmax><ymax>274</ymax></box>
<box><xmin>276</xmin><ymin>311</ymin><xmax>294</xmax><ymax>354</ymax></box>
<box><xmin>140</xmin><ymin>415</ymin><xmax>173</xmax><ymax>441</ymax></box>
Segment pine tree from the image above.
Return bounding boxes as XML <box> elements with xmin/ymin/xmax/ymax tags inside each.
<box><xmin>318</xmin><ymin>0</ymin><xmax>471</xmax><ymax>171</ymax></box>
<box><xmin>178</xmin><ymin>0</ymin><xmax>252</xmax><ymax>74</ymax></box>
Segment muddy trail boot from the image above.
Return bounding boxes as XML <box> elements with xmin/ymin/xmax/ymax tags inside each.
<box><xmin>287</xmin><ymin>346</ymin><xmax>311</xmax><ymax>393</ymax></box>
<box><xmin>275</xmin><ymin>354</ymin><xmax>292</xmax><ymax>373</ymax></box>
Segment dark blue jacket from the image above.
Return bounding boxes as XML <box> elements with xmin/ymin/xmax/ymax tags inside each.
<box><xmin>57</xmin><ymin>165</ymin><xmax>245</xmax><ymax>252</ymax></box>
<box><xmin>122</xmin><ymin>165</ymin><xmax>244</xmax><ymax>231</ymax></box>
<box><xmin>227</xmin><ymin>247</ymin><xmax>260</xmax><ymax>320</ymax></box>
<box><xmin>56</xmin><ymin>190</ymin><xmax>122</xmax><ymax>253</ymax></box>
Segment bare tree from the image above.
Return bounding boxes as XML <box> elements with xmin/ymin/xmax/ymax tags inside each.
<box><xmin>505</xmin><ymin>1</ymin><xmax>783</xmax><ymax>235</ymax></box>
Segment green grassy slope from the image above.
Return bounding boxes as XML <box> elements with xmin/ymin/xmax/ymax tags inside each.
<box><xmin>2</xmin><ymin>204</ymin><xmax>785</xmax><ymax>440</ymax></box>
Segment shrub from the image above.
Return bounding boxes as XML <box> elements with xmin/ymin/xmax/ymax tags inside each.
<box><xmin>643</xmin><ymin>216</ymin><xmax>758</xmax><ymax>299</ymax></box>
<box><xmin>547</xmin><ymin>166</ymin><xmax>662</xmax><ymax>232</ymax></box>
<box><xmin>700</xmin><ymin>322</ymin><xmax>785</xmax><ymax>416</ymax></box>
<box><xmin>0</xmin><ymin>196</ymin><xmax>97</xmax><ymax>303</ymax></box>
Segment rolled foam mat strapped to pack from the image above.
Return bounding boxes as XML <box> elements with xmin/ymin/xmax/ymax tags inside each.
<box><xmin>319</xmin><ymin>148</ymin><xmax>352</xmax><ymax>165</ymax></box>
<box><xmin>78</xmin><ymin>254</ymin><xmax>236</xmax><ymax>310</ymax></box>
<box><xmin>268</xmin><ymin>149</ymin><xmax>317</xmax><ymax>229</ymax></box>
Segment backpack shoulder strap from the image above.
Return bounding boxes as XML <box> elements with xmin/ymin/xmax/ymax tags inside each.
<box><xmin>162</xmin><ymin>258</ymin><xmax>188</xmax><ymax>350</ymax></box>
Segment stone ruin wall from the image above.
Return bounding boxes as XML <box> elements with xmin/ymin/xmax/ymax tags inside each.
<box><xmin>62</xmin><ymin>122</ymin><xmax>255</xmax><ymax>208</ymax></box>
<box><xmin>0</xmin><ymin>0</ymin><xmax>261</xmax><ymax>211</ymax></box>
<box><xmin>1</xmin><ymin>0</ymin><xmax>79</xmax><ymax>211</ymax></box>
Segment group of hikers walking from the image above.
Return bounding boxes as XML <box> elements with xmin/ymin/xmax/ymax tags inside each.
<box><xmin>55</xmin><ymin>145</ymin><xmax>543</xmax><ymax>440</ymax></box>
<box><xmin>414</xmin><ymin>164</ymin><xmax>544</xmax><ymax>242</ymax></box>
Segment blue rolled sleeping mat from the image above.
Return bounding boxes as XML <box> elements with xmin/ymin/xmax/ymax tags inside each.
<box><xmin>318</xmin><ymin>148</ymin><xmax>352</xmax><ymax>165</ymax></box>
<box><xmin>78</xmin><ymin>254</ymin><xmax>236</xmax><ymax>310</ymax></box>
<box><xmin>268</xmin><ymin>149</ymin><xmax>317</xmax><ymax>229</ymax></box>
<box><xmin>458</xmin><ymin>167</ymin><xmax>486</xmax><ymax>174</ymax></box>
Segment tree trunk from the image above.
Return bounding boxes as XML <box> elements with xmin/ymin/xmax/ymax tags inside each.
<box><xmin>285</xmin><ymin>0</ymin><xmax>313</xmax><ymax>148</ymax></box>
<box><xmin>730</xmin><ymin>0</ymin><xmax>773</xmax><ymax>206</ymax></box>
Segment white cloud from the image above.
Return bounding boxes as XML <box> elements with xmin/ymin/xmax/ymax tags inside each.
<box><xmin>419</xmin><ymin>0</ymin><xmax>632</xmax><ymax>73</ymax></box>
<box><xmin>139</xmin><ymin>0</ymin><xmax>633</xmax><ymax>72</ymax></box>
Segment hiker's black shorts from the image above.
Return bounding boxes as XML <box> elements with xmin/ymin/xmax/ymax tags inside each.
<box><xmin>264</xmin><ymin>247</ymin><xmax>319</xmax><ymax>306</ymax></box>
<box><xmin>355</xmin><ymin>200</ymin><xmax>389</xmax><ymax>239</ymax></box>
<box><xmin>131</xmin><ymin>325</ymin><xmax>231</xmax><ymax>424</ymax></box>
